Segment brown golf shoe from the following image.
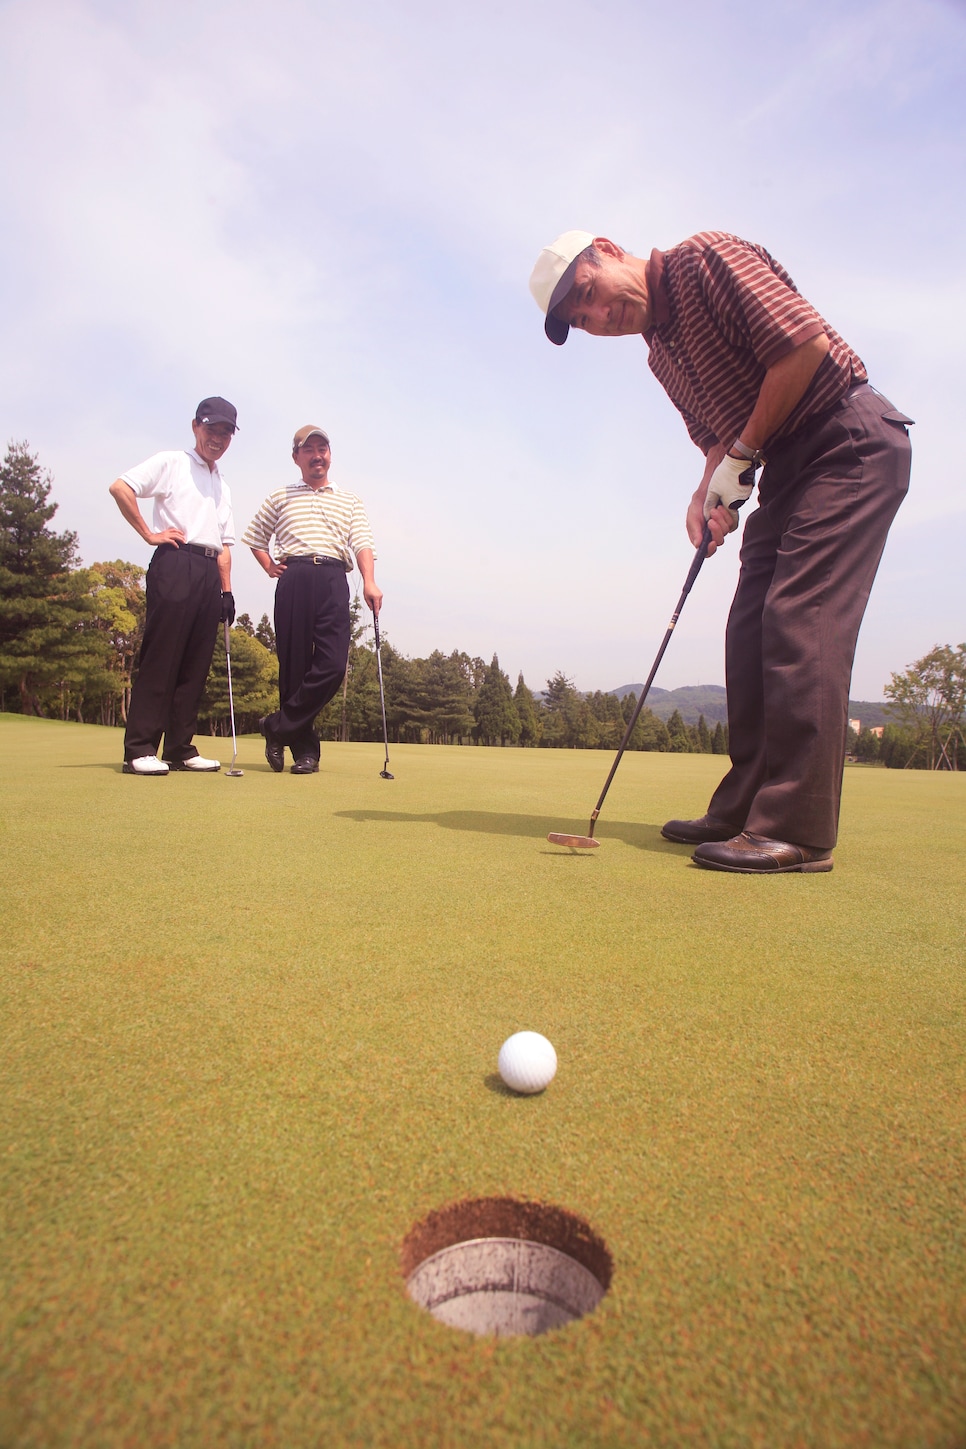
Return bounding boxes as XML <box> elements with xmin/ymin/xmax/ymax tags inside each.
<box><xmin>661</xmin><ymin>813</ymin><xmax>740</xmax><ymax>845</ymax></box>
<box><xmin>692</xmin><ymin>832</ymin><xmax>833</xmax><ymax>874</ymax></box>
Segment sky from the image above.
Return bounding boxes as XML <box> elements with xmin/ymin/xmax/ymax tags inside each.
<box><xmin>1</xmin><ymin>0</ymin><xmax>963</xmax><ymax>700</ymax></box>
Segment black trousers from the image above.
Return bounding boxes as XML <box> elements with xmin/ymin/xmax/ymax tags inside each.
<box><xmin>706</xmin><ymin>384</ymin><xmax>912</xmax><ymax>850</ymax></box>
<box><xmin>124</xmin><ymin>545</ymin><xmax>222</xmax><ymax>762</ymax></box>
<box><xmin>266</xmin><ymin>560</ymin><xmax>351</xmax><ymax>762</ymax></box>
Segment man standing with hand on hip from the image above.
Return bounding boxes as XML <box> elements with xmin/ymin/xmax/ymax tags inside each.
<box><xmin>243</xmin><ymin>425</ymin><xmax>382</xmax><ymax>775</ymax></box>
<box><xmin>530</xmin><ymin>231</ymin><xmax>912</xmax><ymax>873</ymax></box>
<box><xmin>109</xmin><ymin>396</ymin><xmax>238</xmax><ymax>776</ymax></box>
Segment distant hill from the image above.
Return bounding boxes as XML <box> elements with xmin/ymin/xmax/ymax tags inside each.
<box><xmin>844</xmin><ymin>700</ymin><xmax>893</xmax><ymax>729</ymax></box>
<box><xmin>610</xmin><ymin>683</ymin><xmax>727</xmax><ymax>724</ymax></box>
<box><xmin>609</xmin><ymin>684</ymin><xmax>893</xmax><ymax>729</ymax></box>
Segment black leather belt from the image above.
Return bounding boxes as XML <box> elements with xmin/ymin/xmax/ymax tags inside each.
<box><xmin>161</xmin><ymin>542</ymin><xmax>221</xmax><ymax>558</ymax></box>
<box><xmin>284</xmin><ymin>554</ymin><xmax>345</xmax><ymax>567</ymax></box>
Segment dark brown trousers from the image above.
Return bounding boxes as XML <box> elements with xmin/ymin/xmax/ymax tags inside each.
<box><xmin>706</xmin><ymin>384</ymin><xmax>912</xmax><ymax>850</ymax></box>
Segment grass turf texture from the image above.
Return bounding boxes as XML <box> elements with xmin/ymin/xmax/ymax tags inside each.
<box><xmin>1</xmin><ymin>714</ymin><xmax>964</xmax><ymax>1449</ymax></box>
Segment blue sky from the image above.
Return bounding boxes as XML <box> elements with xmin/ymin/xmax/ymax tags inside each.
<box><xmin>1</xmin><ymin>0</ymin><xmax>963</xmax><ymax>698</ymax></box>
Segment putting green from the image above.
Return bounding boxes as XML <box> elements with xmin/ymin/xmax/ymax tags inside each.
<box><xmin>1</xmin><ymin>715</ymin><xmax>964</xmax><ymax>1447</ymax></box>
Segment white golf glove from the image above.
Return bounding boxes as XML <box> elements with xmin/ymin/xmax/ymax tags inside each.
<box><xmin>704</xmin><ymin>453</ymin><xmax>756</xmax><ymax>523</ymax></box>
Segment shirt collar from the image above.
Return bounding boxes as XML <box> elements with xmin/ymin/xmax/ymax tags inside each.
<box><xmin>188</xmin><ymin>447</ymin><xmax>221</xmax><ymax>479</ymax></box>
<box><xmin>644</xmin><ymin>249</ymin><xmax>670</xmax><ymax>339</ymax></box>
<box><xmin>297</xmin><ymin>478</ymin><xmax>334</xmax><ymax>494</ymax></box>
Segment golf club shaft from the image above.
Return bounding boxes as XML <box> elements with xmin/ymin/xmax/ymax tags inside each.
<box><xmin>587</xmin><ymin>522</ymin><xmax>714</xmax><ymax>836</ymax></box>
<box><xmin>224</xmin><ymin>620</ymin><xmax>239</xmax><ymax>767</ymax></box>
<box><xmin>373</xmin><ymin>611</ymin><xmax>391</xmax><ymax>772</ymax></box>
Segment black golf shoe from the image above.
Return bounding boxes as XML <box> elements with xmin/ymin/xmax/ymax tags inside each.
<box><xmin>259</xmin><ymin>716</ymin><xmax>285</xmax><ymax>773</ymax></box>
<box><xmin>291</xmin><ymin>757</ymin><xmax>320</xmax><ymax>775</ymax></box>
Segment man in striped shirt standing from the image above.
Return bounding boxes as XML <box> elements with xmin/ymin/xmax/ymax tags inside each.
<box><xmin>530</xmin><ymin>231</ymin><xmax>912</xmax><ymax>873</ymax></box>
<box><xmin>242</xmin><ymin>426</ymin><xmax>382</xmax><ymax>775</ymax></box>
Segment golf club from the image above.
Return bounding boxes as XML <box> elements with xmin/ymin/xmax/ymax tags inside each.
<box><xmin>373</xmin><ymin>610</ymin><xmax>394</xmax><ymax>779</ymax></box>
<box><xmin>223</xmin><ymin>621</ymin><xmax>244</xmax><ymax>777</ymax></box>
<box><xmin>548</xmin><ymin>502</ymin><xmax>746</xmax><ymax>849</ymax></box>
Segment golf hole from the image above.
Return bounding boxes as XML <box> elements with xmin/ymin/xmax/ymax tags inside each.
<box><xmin>402</xmin><ymin>1197</ymin><xmax>612</xmax><ymax>1338</ymax></box>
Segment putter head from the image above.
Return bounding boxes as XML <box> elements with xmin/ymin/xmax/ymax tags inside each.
<box><xmin>379</xmin><ymin>769</ymin><xmax>394</xmax><ymax>779</ymax></box>
<box><xmin>226</xmin><ymin>768</ymin><xmax>244</xmax><ymax>777</ymax></box>
<box><xmin>547</xmin><ymin>832</ymin><xmax>599</xmax><ymax>850</ymax></box>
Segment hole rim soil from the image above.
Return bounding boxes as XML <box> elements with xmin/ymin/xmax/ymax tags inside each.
<box><xmin>402</xmin><ymin>1196</ymin><xmax>613</xmax><ymax>1338</ymax></box>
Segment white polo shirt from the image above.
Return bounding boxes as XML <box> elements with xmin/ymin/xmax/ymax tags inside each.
<box><xmin>122</xmin><ymin>449</ymin><xmax>235</xmax><ymax>551</ymax></box>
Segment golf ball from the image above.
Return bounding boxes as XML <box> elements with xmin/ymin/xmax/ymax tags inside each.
<box><xmin>497</xmin><ymin>1031</ymin><xmax>558</xmax><ymax>1095</ymax></box>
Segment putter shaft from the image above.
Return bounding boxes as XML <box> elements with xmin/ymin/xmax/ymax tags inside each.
<box><xmin>373</xmin><ymin>611</ymin><xmax>394</xmax><ymax>779</ymax></box>
<box><xmin>224</xmin><ymin>621</ymin><xmax>243</xmax><ymax>776</ymax></box>
<box><xmin>548</xmin><ymin>502</ymin><xmax>748</xmax><ymax>850</ymax></box>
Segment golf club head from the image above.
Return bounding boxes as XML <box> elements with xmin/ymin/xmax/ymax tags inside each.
<box><xmin>226</xmin><ymin>768</ymin><xmax>244</xmax><ymax>777</ymax></box>
<box><xmin>547</xmin><ymin>832</ymin><xmax>599</xmax><ymax>850</ymax></box>
<box><xmin>379</xmin><ymin>768</ymin><xmax>394</xmax><ymax>779</ymax></box>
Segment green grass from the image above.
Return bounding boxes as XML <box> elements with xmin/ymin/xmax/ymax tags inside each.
<box><xmin>1</xmin><ymin>714</ymin><xmax>965</xmax><ymax>1448</ymax></box>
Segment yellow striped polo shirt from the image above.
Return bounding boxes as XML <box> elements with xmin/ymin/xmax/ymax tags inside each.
<box><xmin>241</xmin><ymin>482</ymin><xmax>376</xmax><ymax>570</ymax></box>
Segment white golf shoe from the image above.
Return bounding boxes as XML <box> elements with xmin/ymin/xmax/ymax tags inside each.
<box><xmin>167</xmin><ymin>755</ymin><xmax>221</xmax><ymax>772</ymax></box>
<box><xmin>123</xmin><ymin>755</ymin><xmax>169</xmax><ymax>776</ymax></box>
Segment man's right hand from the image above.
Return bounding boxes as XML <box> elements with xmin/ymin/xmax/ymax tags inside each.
<box><xmin>250</xmin><ymin>548</ymin><xmax>286</xmax><ymax>578</ymax></box>
<box><xmin>148</xmin><ymin>528</ymin><xmax>187</xmax><ymax>547</ymax></box>
<box><xmin>687</xmin><ymin>492</ymin><xmax>736</xmax><ymax>556</ymax></box>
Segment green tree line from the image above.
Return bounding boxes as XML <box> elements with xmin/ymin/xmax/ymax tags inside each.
<box><xmin>2</xmin><ymin>441</ymin><xmax>962</xmax><ymax>765</ymax></box>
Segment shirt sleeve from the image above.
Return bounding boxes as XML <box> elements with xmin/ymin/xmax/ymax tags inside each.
<box><xmin>120</xmin><ymin>452</ymin><xmax>173</xmax><ymax>497</ymax></box>
<box><xmin>346</xmin><ymin>497</ymin><xmax>376</xmax><ymax>560</ymax></box>
<box><xmin>695</xmin><ymin>238</ymin><xmax>827</xmax><ymax>370</ymax></box>
<box><xmin>679</xmin><ymin>406</ymin><xmax>718</xmax><ymax>456</ymax></box>
<box><xmin>218</xmin><ymin>481</ymin><xmax>236</xmax><ymax>548</ymax></box>
<box><xmin>241</xmin><ymin>494</ymin><xmax>280</xmax><ymax>550</ymax></box>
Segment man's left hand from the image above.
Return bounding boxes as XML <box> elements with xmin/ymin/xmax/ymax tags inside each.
<box><xmin>221</xmin><ymin>591</ymin><xmax>236</xmax><ymax>625</ymax></box>
<box><xmin>704</xmin><ymin>454</ymin><xmax>756</xmax><ymax>522</ymax></box>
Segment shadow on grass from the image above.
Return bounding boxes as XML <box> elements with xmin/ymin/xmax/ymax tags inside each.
<box><xmin>483</xmin><ymin>1072</ymin><xmax>532</xmax><ymax>1097</ymax></box>
<box><xmin>60</xmin><ymin>762</ymin><xmax>281</xmax><ymax>773</ymax></box>
<box><xmin>58</xmin><ymin>762</ymin><xmax>129</xmax><ymax>771</ymax></box>
<box><xmin>334</xmin><ymin>808</ymin><xmax>681</xmax><ymax>855</ymax></box>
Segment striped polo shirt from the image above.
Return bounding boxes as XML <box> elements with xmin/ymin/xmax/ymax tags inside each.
<box><xmin>644</xmin><ymin>233</ymin><xmax>867</xmax><ymax>454</ymax></box>
<box><xmin>241</xmin><ymin>482</ymin><xmax>376</xmax><ymax>570</ymax></box>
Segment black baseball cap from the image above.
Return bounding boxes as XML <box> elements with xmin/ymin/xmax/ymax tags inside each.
<box><xmin>195</xmin><ymin>397</ymin><xmax>238</xmax><ymax>430</ymax></box>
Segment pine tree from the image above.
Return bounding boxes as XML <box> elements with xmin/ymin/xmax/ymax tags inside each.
<box><xmin>666</xmin><ymin>708</ymin><xmax>692</xmax><ymax>753</ymax></box>
<box><xmin>696</xmin><ymin>714</ymin><xmax>712</xmax><ymax>752</ymax></box>
<box><xmin>255</xmin><ymin>613</ymin><xmax>276</xmax><ymax>653</ymax></box>
<box><xmin>0</xmin><ymin>442</ymin><xmax>97</xmax><ymax>715</ymax></box>
<box><xmin>474</xmin><ymin>654</ymin><xmax>520</xmax><ymax>745</ymax></box>
<box><xmin>513</xmin><ymin>673</ymin><xmax>541</xmax><ymax>746</ymax></box>
<box><xmin>586</xmin><ymin>690</ymin><xmax>625</xmax><ymax>749</ymax></box>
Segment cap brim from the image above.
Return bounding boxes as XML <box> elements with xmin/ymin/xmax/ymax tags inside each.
<box><xmin>543</xmin><ymin>255</ymin><xmax>582</xmax><ymax>346</ymax></box>
<box><xmin>544</xmin><ymin>312</ymin><xmax>570</xmax><ymax>346</ymax></box>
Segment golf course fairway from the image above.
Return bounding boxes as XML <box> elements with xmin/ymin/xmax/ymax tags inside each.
<box><xmin>1</xmin><ymin>714</ymin><xmax>964</xmax><ymax>1447</ymax></box>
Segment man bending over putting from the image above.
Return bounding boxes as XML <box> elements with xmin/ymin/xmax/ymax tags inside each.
<box><xmin>243</xmin><ymin>426</ymin><xmax>382</xmax><ymax>775</ymax></box>
<box><xmin>530</xmin><ymin>232</ymin><xmax>912</xmax><ymax>873</ymax></box>
<box><xmin>109</xmin><ymin>397</ymin><xmax>237</xmax><ymax>776</ymax></box>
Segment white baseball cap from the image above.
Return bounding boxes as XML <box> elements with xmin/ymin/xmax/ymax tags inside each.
<box><xmin>529</xmin><ymin>230</ymin><xmax>595</xmax><ymax>345</ymax></box>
